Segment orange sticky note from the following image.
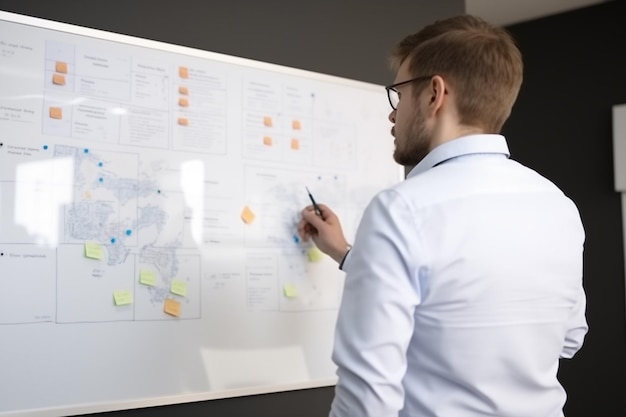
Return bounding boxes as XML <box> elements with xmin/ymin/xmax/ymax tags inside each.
<box><xmin>290</xmin><ymin>138</ymin><xmax>300</xmax><ymax>150</ymax></box>
<box><xmin>179</xmin><ymin>66</ymin><xmax>189</xmax><ymax>79</ymax></box>
<box><xmin>178</xmin><ymin>98</ymin><xmax>189</xmax><ymax>107</ymax></box>
<box><xmin>52</xmin><ymin>73</ymin><xmax>66</xmax><ymax>86</ymax></box>
<box><xmin>164</xmin><ymin>298</ymin><xmax>181</xmax><ymax>317</ymax></box>
<box><xmin>263</xmin><ymin>136</ymin><xmax>273</xmax><ymax>146</ymax></box>
<box><xmin>55</xmin><ymin>61</ymin><xmax>68</xmax><ymax>74</ymax></box>
<box><xmin>292</xmin><ymin>120</ymin><xmax>301</xmax><ymax>130</ymax></box>
<box><xmin>263</xmin><ymin>116</ymin><xmax>273</xmax><ymax>127</ymax></box>
<box><xmin>49</xmin><ymin>107</ymin><xmax>63</xmax><ymax>120</ymax></box>
<box><xmin>241</xmin><ymin>205</ymin><xmax>255</xmax><ymax>224</ymax></box>
<box><xmin>178</xmin><ymin>117</ymin><xmax>189</xmax><ymax>126</ymax></box>
<box><xmin>178</xmin><ymin>86</ymin><xmax>189</xmax><ymax>95</ymax></box>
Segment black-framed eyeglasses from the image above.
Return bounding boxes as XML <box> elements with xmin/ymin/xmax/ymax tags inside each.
<box><xmin>385</xmin><ymin>75</ymin><xmax>434</xmax><ymax>110</ymax></box>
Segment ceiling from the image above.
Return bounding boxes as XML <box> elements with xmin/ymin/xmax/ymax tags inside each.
<box><xmin>465</xmin><ymin>0</ymin><xmax>611</xmax><ymax>26</ymax></box>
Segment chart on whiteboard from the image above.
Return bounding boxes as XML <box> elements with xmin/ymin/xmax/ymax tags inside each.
<box><xmin>0</xmin><ymin>26</ymin><xmax>392</xmax><ymax>325</ymax></box>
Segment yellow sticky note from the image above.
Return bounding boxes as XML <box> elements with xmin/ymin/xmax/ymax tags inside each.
<box><xmin>292</xmin><ymin>119</ymin><xmax>301</xmax><ymax>130</ymax></box>
<box><xmin>55</xmin><ymin>61</ymin><xmax>68</xmax><ymax>74</ymax></box>
<box><xmin>241</xmin><ymin>205</ymin><xmax>256</xmax><ymax>224</ymax></box>
<box><xmin>139</xmin><ymin>270</ymin><xmax>157</xmax><ymax>286</ymax></box>
<box><xmin>52</xmin><ymin>73</ymin><xmax>66</xmax><ymax>86</ymax></box>
<box><xmin>178</xmin><ymin>86</ymin><xmax>189</xmax><ymax>95</ymax></box>
<box><xmin>170</xmin><ymin>279</ymin><xmax>187</xmax><ymax>297</ymax></box>
<box><xmin>263</xmin><ymin>116</ymin><xmax>273</xmax><ymax>127</ymax></box>
<box><xmin>49</xmin><ymin>106</ymin><xmax>63</xmax><ymax>120</ymax></box>
<box><xmin>290</xmin><ymin>138</ymin><xmax>300</xmax><ymax>150</ymax></box>
<box><xmin>283</xmin><ymin>283</ymin><xmax>298</xmax><ymax>298</ymax></box>
<box><xmin>307</xmin><ymin>247</ymin><xmax>324</xmax><ymax>263</ymax></box>
<box><xmin>164</xmin><ymin>298</ymin><xmax>181</xmax><ymax>317</ymax></box>
<box><xmin>113</xmin><ymin>290</ymin><xmax>133</xmax><ymax>306</ymax></box>
<box><xmin>84</xmin><ymin>242</ymin><xmax>103</xmax><ymax>260</ymax></box>
<box><xmin>179</xmin><ymin>66</ymin><xmax>189</xmax><ymax>79</ymax></box>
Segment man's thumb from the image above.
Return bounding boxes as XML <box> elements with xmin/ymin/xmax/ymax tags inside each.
<box><xmin>302</xmin><ymin>209</ymin><xmax>325</xmax><ymax>229</ymax></box>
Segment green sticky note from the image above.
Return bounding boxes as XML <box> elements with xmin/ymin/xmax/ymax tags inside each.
<box><xmin>113</xmin><ymin>290</ymin><xmax>133</xmax><ymax>306</ymax></box>
<box><xmin>84</xmin><ymin>242</ymin><xmax>103</xmax><ymax>260</ymax></box>
<box><xmin>170</xmin><ymin>279</ymin><xmax>187</xmax><ymax>297</ymax></box>
<box><xmin>307</xmin><ymin>247</ymin><xmax>324</xmax><ymax>263</ymax></box>
<box><xmin>139</xmin><ymin>270</ymin><xmax>157</xmax><ymax>286</ymax></box>
<box><xmin>283</xmin><ymin>283</ymin><xmax>298</xmax><ymax>298</ymax></box>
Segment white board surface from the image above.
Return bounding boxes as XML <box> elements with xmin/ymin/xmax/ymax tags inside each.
<box><xmin>613</xmin><ymin>104</ymin><xmax>626</xmax><ymax>191</ymax></box>
<box><xmin>0</xmin><ymin>11</ymin><xmax>403</xmax><ymax>417</ymax></box>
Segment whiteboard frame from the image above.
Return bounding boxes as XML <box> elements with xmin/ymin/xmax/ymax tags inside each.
<box><xmin>5</xmin><ymin>379</ymin><xmax>338</xmax><ymax>417</ymax></box>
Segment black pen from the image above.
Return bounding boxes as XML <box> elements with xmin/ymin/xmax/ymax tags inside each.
<box><xmin>305</xmin><ymin>186</ymin><xmax>323</xmax><ymax>217</ymax></box>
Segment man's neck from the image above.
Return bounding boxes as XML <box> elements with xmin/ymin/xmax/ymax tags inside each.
<box><xmin>429</xmin><ymin>124</ymin><xmax>485</xmax><ymax>151</ymax></box>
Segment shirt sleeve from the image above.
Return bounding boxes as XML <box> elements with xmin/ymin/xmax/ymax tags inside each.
<box><xmin>329</xmin><ymin>189</ymin><xmax>423</xmax><ymax>417</ymax></box>
<box><xmin>560</xmin><ymin>285</ymin><xmax>588</xmax><ymax>359</ymax></box>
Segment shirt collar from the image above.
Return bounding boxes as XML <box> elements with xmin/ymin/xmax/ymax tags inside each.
<box><xmin>407</xmin><ymin>134</ymin><xmax>510</xmax><ymax>179</ymax></box>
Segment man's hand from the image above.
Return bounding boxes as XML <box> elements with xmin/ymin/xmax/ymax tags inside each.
<box><xmin>298</xmin><ymin>203</ymin><xmax>350</xmax><ymax>264</ymax></box>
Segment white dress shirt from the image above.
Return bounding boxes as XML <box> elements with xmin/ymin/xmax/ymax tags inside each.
<box><xmin>330</xmin><ymin>134</ymin><xmax>587</xmax><ymax>417</ymax></box>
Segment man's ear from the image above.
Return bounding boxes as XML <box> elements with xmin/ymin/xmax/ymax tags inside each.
<box><xmin>427</xmin><ymin>75</ymin><xmax>447</xmax><ymax>113</ymax></box>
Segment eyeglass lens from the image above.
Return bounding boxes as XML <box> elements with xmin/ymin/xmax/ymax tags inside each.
<box><xmin>388</xmin><ymin>89</ymin><xmax>399</xmax><ymax>109</ymax></box>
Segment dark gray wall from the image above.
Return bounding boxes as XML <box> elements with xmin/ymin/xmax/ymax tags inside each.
<box><xmin>0</xmin><ymin>1</ymin><xmax>465</xmax><ymax>416</ymax></box>
<box><xmin>504</xmin><ymin>2</ymin><xmax>626</xmax><ymax>416</ymax></box>
<box><xmin>0</xmin><ymin>0</ymin><xmax>464</xmax><ymax>85</ymax></box>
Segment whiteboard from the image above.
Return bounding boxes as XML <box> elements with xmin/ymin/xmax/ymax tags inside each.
<box><xmin>613</xmin><ymin>104</ymin><xmax>626</xmax><ymax>319</ymax></box>
<box><xmin>0</xmin><ymin>11</ymin><xmax>403</xmax><ymax>417</ymax></box>
<box><xmin>613</xmin><ymin>104</ymin><xmax>626</xmax><ymax>192</ymax></box>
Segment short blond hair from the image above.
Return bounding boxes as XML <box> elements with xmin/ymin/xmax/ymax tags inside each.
<box><xmin>390</xmin><ymin>15</ymin><xmax>523</xmax><ymax>133</ymax></box>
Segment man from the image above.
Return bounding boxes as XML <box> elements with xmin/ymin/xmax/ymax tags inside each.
<box><xmin>298</xmin><ymin>15</ymin><xmax>587</xmax><ymax>417</ymax></box>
